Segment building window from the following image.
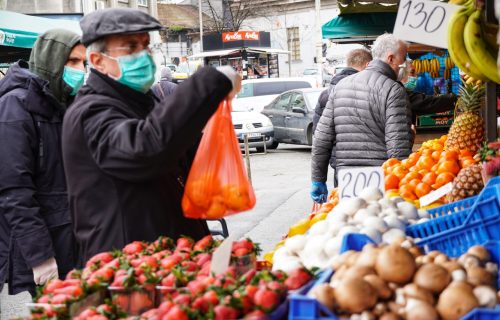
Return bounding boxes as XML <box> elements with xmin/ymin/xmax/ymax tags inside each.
<box><xmin>138</xmin><ymin>0</ymin><xmax>148</xmax><ymax>6</ymax></box>
<box><xmin>287</xmin><ymin>27</ymin><xmax>300</xmax><ymax>61</ymax></box>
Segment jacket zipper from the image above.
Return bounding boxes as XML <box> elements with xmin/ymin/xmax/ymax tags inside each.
<box><xmin>177</xmin><ymin>176</ymin><xmax>185</xmax><ymax>188</ymax></box>
<box><xmin>37</xmin><ymin>122</ymin><xmax>44</xmax><ymax>167</ymax></box>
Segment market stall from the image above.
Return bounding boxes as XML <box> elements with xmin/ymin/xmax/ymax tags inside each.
<box><xmin>190</xmin><ymin>31</ymin><xmax>290</xmax><ymax>79</ymax></box>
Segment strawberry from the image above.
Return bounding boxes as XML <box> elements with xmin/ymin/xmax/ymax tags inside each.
<box><xmin>253</xmin><ymin>288</ymin><xmax>279</xmax><ymax>313</ymax></box>
<box><xmin>244</xmin><ymin>285</ymin><xmax>258</xmax><ymax>300</ymax></box>
<box><xmin>161</xmin><ymin>273</ymin><xmax>176</xmax><ymax>287</ymax></box>
<box><xmin>130</xmin><ymin>290</ymin><xmax>154</xmax><ymax>315</ymax></box>
<box><xmin>160</xmin><ymin>255</ymin><xmax>182</xmax><ymax>271</ymax></box>
<box><xmin>214</xmin><ymin>276</ymin><xmax>236</xmax><ymax>289</ymax></box>
<box><xmin>176</xmin><ymin>237</ymin><xmax>194</xmax><ymax>250</ymax></box>
<box><xmin>85</xmin><ymin>252</ymin><xmax>114</xmax><ymax>268</ymax></box>
<box><xmin>266</xmin><ymin>281</ymin><xmax>286</xmax><ymax>294</ymax></box>
<box><xmin>214</xmin><ymin>305</ymin><xmax>240</xmax><ymax>320</ymax></box>
<box><xmin>181</xmin><ymin>260</ymin><xmax>198</xmax><ymax>272</ymax></box>
<box><xmin>53</xmin><ymin>285</ymin><xmax>83</xmax><ymax>298</ymax></box>
<box><xmin>158</xmin><ymin>301</ymin><xmax>174</xmax><ymax>317</ymax></box>
<box><xmin>62</xmin><ymin>279</ymin><xmax>82</xmax><ymax>287</ymax></box>
<box><xmin>191</xmin><ymin>296</ymin><xmax>210</xmax><ymax>312</ymax></box>
<box><xmin>141</xmin><ymin>308</ymin><xmax>159</xmax><ymax>319</ymax></box>
<box><xmin>43</xmin><ymin>279</ymin><xmax>64</xmax><ymax>294</ymax></box>
<box><xmin>187</xmin><ymin>280</ymin><xmax>206</xmax><ymax>296</ymax></box>
<box><xmin>284</xmin><ymin>268</ymin><xmax>313</xmax><ymax>290</ymax></box>
<box><xmin>197</xmin><ymin>261</ymin><xmax>211</xmax><ymax>276</ymax></box>
<box><xmin>243</xmin><ymin>309</ymin><xmax>267</xmax><ymax>319</ymax></box>
<box><xmin>96</xmin><ymin>304</ymin><xmax>112</xmax><ymax>313</ymax></box>
<box><xmin>113</xmin><ymin>293</ymin><xmax>130</xmax><ymax>311</ymax></box>
<box><xmin>50</xmin><ymin>293</ymin><xmax>70</xmax><ymax>304</ymax></box>
<box><xmin>232</xmin><ymin>239</ymin><xmax>254</xmax><ymax>252</ymax></box>
<box><xmin>37</xmin><ymin>295</ymin><xmax>50</xmax><ymax>304</ymax></box>
<box><xmin>162</xmin><ymin>305</ymin><xmax>189</xmax><ymax>320</ymax></box>
<box><xmin>65</xmin><ymin>269</ymin><xmax>82</xmax><ymax>280</ymax></box>
<box><xmin>193</xmin><ymin>253</ymin><xmax>211</xmax><ymax>267</ymax></box>
<box><xmin>75</xmin><ymin>308</ymin><xmax>98</xmax><ymax>319</ymax></box>
<box><xmin>203</xmin><ymin>290</ymin><xmax>219</xmax><ymax>305</ymax></box>
<box><xmin>173</xmin><ymin>293</ymin><xmax>191</xmax><ymax>306</ymax></box>
<box><xmin>193</xmin><ymin>235</ymin><xmax>214</xmax><ymax>251</ymax></box>
<box><xmin>233</xmin><ymin>247</ymin><xmax>251</xmax><ymax>257</ymax></box>
<box><xmin>123</xmin><ymin>241</ymin><xmax>145</xmax><ymax>255</ymax></box>
<box><xmin>240</xmin><ymin>269</ymin><xmax>257</xmax><ymax>285</ymax></box>
<box><xmin>88</xmin><ymin>316</ymin><xmax>109</xmax><ymax>320</ymax></box>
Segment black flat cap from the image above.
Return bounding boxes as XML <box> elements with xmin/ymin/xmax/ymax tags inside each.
<box><xmin>80</xmin><ymin>8</ymin><xmax>163</xmax><ymax>46</ymax></box>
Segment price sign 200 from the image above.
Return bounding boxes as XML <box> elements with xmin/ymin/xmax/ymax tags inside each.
<box><xmin>338</xmin><ymin>167</ymin><xmax>384</xmax><ymax>199</ymax></box>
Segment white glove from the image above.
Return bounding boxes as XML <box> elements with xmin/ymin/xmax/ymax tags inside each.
<box><xmin>216</xmin><ymin>66</ymin><xmax>242</xmax><ymax>99</ymax></box>
<box><xmin>32</xmin><ymin>257</ymin><xmax>59</xmax><ymax>285</ymax></box>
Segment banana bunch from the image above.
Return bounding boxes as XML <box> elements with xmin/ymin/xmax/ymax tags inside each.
<box><xmin>464</xmin><ymin>73</ymin><xmax>484</xmax><ymax>86</ymax></box>
<box><xmin>447</xmin><ymin>0</ymin><xmax>500</xmax><ymax>84</ymax></box>
<box><xmin>429</xmin><ymin>58</ymin><xmax>441</xmax><ymax>78</ymax></box>
<box><xmin>444</xmin><ymin>56</ymin><xmax>454</xmax><ymax>69</ymax></box>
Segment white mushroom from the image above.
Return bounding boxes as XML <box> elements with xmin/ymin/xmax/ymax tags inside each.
<box><xmin>363</xmin><ymin>216</ymin><xmax>389</xmax><ymax>233</ymax></box>
<box><xmin>397</xmin><ymin>202</ymin><xmax>419</xmax><ymax>220</ymax></box>
<box><xmin>359</xmin><ymin>186</ymin><xmax>384</xmax><ymax>202</ymax></box>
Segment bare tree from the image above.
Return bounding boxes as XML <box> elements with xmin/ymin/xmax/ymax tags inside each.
<box><xmin>202</xmin><ymin>0</ymin><xmax>261</xmax><ymax>32</ymax></box>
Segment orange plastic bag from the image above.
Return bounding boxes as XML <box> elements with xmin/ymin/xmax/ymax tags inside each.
<box><xmin>182</xmin><ymin>99</ymin><xmax>256</xmax><ymax>219</ymax></box>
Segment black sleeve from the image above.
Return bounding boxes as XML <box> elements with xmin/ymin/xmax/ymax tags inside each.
<box><xmin>0</xmin><ymin>95</ymin><xmax>54</xmax><ymax>268</ymax></box>
<box><xmin>312</xmin><ymin>89</ymin><xmax>329</xmax><ymax>133</ymax></box>
<box><xmin>82</xmin><ymin>67</ymin><xmax>232</xmax><ymax>182</ymax></box>
<box><xmin>409</xmin><ymin>92</ymin><xmax>456</xmax><ymax>116</ymax></box>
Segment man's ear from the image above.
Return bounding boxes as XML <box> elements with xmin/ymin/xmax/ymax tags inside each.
<box><xmin>89</xmin><ymin>52</ymin><xmax>104</xmax><ymax>73</ymax></box>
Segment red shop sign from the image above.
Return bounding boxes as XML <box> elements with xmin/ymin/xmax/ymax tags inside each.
<box><xmin>222</xmin><ymin>31</ymin><xmax>260</xmax><ymax>42</ymax></box>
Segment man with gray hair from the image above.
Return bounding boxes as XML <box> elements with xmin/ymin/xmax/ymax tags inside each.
<box><xmin>311</xmin><ymin>33</ymin><xmax>412</xmax><ymax>202</ymax></box>
<box><xmin>152</xmin><ymin>67</ymin><xmax>178</xmax><ymax>98</ymax></box>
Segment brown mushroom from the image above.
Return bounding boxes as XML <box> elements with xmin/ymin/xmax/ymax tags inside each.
<box><xmin>335</xmin><ymin>277</ymin><xmax>377</xmax><ymax>314</ymax></box>
<box><xmin>414</xmin><ymin>263</ymin><xmax>451</xmax><ymax>294</ymax></box>
<box><xmin>344</xmin><ymin>266</ymin><xmax>376</xmax><ymax>280</ymax></box>
<box><xmin>467</xmin><ymin>266</ymin><xmax>496</xmax><ymax>287</ymax></box>
<box><xmin>458</xmin><ymin>254</ymin><xmax>481</xmax><ymax>269</ymax></box>
<box><xmin>373</xmin><ymin>303</ymin><xmax>387</xmax><ymax>316</ymax></box>
<box><xmin>441</xmin><ymin>260</ymin><xmax>464</xmax><ymax>273</ymax></box>
<box><xmin>427</xmin><ymin>251</ymin><xmax>441</xmax><ymax>259</ymax></box>
<box><xmin>364</xmin><ymin>274</ymin><xmax>392</xmax><ymax>299</ymax></box>
<box><xmin>433</xmin><ymin>254</ymin><xmax>449</xmax><ymax>265</ymax></box>
<box><xmin>437</xmin><ymin>282</ymin><xmax>479</xmax><ymax>320</ymax></box>
<box><xmin>375</xmin><ymin>245</ymin><xmax>416</xmax><ymax>284</ymax></box>
<box><xmin>408</xmin><ymin>246</ymin><xmax>423</xmax><ymax>258</ymax></box>
<box><xmin>379</xmin><ymin>312</ymin><xmax>401</xmax><ymax>320</ymax></box>
<box><xmin>403</xmin><ymin>283</ymin><xmax>434</xmax><ymax>305</ymax></box>
<box><xmin>309</xmin><ymin>283</ymin><xmax>336</xmax><ymax>312</ymax></box>
<box><xmin>356</xmin><ymin>245</ymin><xmax>380</xmax><ymax>268</ymax></box>
<box><xmin>405</xmin><ymin>299</ymin><xmax>439</xmax><ymax>320</ymax></box>
<box><xmin>345</xmin><ymin>251</ymin><xmax>361</xmax><ymax>267</ymax></box>
<box><xmin>467</xmin><ymin>245</ymin><xmax>491</xmax><ymax>264</ymax></box>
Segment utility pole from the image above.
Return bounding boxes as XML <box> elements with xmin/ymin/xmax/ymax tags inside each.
<box><xmin>198</xmin><ymin>0</ymin><xmax>204</xmax><ymax>52</ymax></box>
<box><xmin>315</xmin><ymin>0</ymin><xmax>323</xmax><ymax>87</ymax></box>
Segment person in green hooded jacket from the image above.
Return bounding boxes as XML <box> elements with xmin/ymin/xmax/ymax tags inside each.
<box><xmin>0</xmin><ymin>29</ymin><xmax>86</xmax><ymax>295</ymax></box>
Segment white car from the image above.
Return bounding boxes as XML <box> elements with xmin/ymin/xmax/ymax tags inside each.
<box><xmin>232</xmin><ymin>104</ymin><xmax>276</xmax><ymax>152</ymax></box>
<box><xmin>232</xmin><ymin>77</ymin><xmax>317</xmax><ymax>113</ymax></box>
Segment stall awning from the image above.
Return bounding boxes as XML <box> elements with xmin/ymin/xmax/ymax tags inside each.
<box><xmin>189</xmin><ymin>47</ymin><xmax>290</xmax><ymax>59</ymax></box>
<box><xmin>322</xmin><ymin>12</ymin><xmax>397</xmax><ymax>41</ymax></box>
<box><xmin>0</xmin><ymin>10</ymin><xmax>81</xmax><ymax>48</ymax></box>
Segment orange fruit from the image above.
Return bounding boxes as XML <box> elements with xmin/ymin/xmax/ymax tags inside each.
<box><xmin>415</xmin><ymin>182</ymin><xmax>432</xmax><ymax>198</ymax></box>
<box><xmin>433</xmin><ymin>172</ymin><xmax>456</xmax><ymax>189</ymax></box>
<box><xmin>416</xmin><ymin>156</ymin><xmax>435</xmax><ymax>171</ymax></box>
<box><xmin>461</xmin><ymin>158</ymin><xmax>477</xmax><ymax>168</ymax></box>
<box><xmin>393</xmin><ymin>166</ymin><xmax>409</xmax><ymax>179</ymax></box>
<box><xmin>431</xmin><ymin>164</ymin><xmax>439</xmax><ymax>172</ymax></box>
<box><xmin>431</xmin><ymin>150</ymin><xmax>442</xmax><ymax>161</ymax></box>
<box><xmin>418</xmin><ymin>169</ymin><xmax>429</xmax><ymax>176</ymax></box>
<box><xmin>437</xmin><ymin>160</ymin><xmax>460</xmax><ymax>175</ymax></box>
<box><xmin>422</xmin><ymin>172</ymin><xmax>437</xmax><ymax>185</ymax></box>
<box><xmin>441</xmin><ymin>150</ymin><xmax>459</xmax><ymax>161</ymax></box>
<box><xmin>399</xmin><ymin>185</ymin><xmax>417</xmax><ymax>200</ymax></box>
<box><xmin>434</xmin><ymin>143</ymin><xmax>444</xmax><ymax>151</ymax></box>
<box><xmin>408</xmin><ymin>178</ymin><xmax>421</xmax><ymax>190</ymax></box>
<box><xmin>421</xmin><ymin>149</ymin><xmax>433</xmax><ymax>157</ymax></box>
<box><xmin>407</xmin><ymin>152</ymin><xmax>421</xmax><ymax>166</ymax></box>
<box><xmin>383</xmin><ymin>158</ymin><xmax>401</xmax><ymax>170</ymax></box>
<box><xmin>399</xmin><ymin>172</ymin><xmax>421</xmax><ymax>186</ymax></box>
<box><xmin>385</xmin><ymin>174</ymin><xmax>400</xmax><ymax>190</ymax></box>
<box><xmin>460</xmin><ymin>150</ymin><xmax>473</xmax><ymax>157</ymax></box>
<box><xmin>439</xmin><ymin>135</ymin><xmax>448</xmax><ymax>144</ymax></box>
<box><xmin>400</xmin><ymin>159</ymin><xmax>410</xmax><ymax>168</ymax></box>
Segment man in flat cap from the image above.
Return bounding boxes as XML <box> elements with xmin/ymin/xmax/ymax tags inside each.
<box><xmin>0</xmin><ymin>29</ymin><xmax>85</xmax><ymax>295</ymax></box>
<box><xmin>62</xmin><ymin>8</ymin><xmax>241</xmax><ymax>262</ymax></box>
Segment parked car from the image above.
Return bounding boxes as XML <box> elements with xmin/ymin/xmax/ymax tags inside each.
<box><xmin>233</xmin><ymin>77</ymin><xmax>316</xmax><ymax>113</ymax></box>
<box><xmin>232</xmin><ymin>103</ymin><xmax>276</xmax><ymax>152</ymax></box>
<box><xmin>261</xmin><ymin>88</ymin><xmax>323</xmax><ymax>146</ymax></box>
<box><xmin>302</xmin><ymin>68</ymin><xmax>322</xmax><ymax>88</ymax></box>
<box><xmin>164</xmin><ymin>64</ymin><xmax>177</xmax><ymax>72</ymax></box>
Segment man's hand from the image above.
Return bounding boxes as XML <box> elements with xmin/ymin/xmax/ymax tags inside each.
<box><xmin>33</xmin><ymin>257</ymin><xmax>58</xmax><ymax>285</ymax></box>
<box><xmin>216</xmin><ymin>66</ymin><xmax>242</xmax><ymax>99</ymax></box>
<box><xmin>311</xmin><ymin>181</ymin><xmax>328</xmax><ymax>203</ymax></box>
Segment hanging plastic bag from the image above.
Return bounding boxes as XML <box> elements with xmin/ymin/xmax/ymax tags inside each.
<box><xmin>182</xmin><ymin>99</ymin><xmax>256</xmax><ymax>219</ymax></box>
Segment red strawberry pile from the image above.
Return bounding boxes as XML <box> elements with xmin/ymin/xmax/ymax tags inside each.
<box><xmin>28</xmin><ymin>235</ymin><xmax>314</xmax><ymax>319</ymax></box>
<box><xmin>140</xmin><ymin>267</ymin><xmax>314</xmax><ymax>320</ymax></box>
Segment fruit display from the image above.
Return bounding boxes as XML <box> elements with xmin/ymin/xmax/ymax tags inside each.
<box><xmin>271</xmin><ymin>187</ymin><xmax>428</xmax><ymax>271</ymax></box>
<box><xmin>307</xmin><ymin>239</ymin><xmax>500</xmax><ymax>320</ymax></box>
<box><xmin>383</xmin><ymin>135</ymin><xmax>480</xmax><ymax>206</ymax></box>
<box><xmin>447</xmin><ymin>0</ymin><xmax>500</xmax><ymax>84</ymax></box>
<box><xmin>446</xmin><ymin>163</ymin><xmax>484</xmax><ymax>202</ymax></box>
<box><xmin>478</xmin><ymin>141</ymin><xmax>500</xmax><ymax>184</ymax></box>
<box><xmin>26</xmin><ymin>235</ymin><xmax>316</xmax><ymax>319</ymax></box>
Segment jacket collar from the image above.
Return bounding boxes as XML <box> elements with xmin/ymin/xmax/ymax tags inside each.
<box><xmin>366</xmin><ymin>59</ymin><xmax>397</xmax><ymax>80</ymax></box>
<box><xmin>0</xmin><ymin>61</ymin><xmax>63</xmax><ymax>118</ymax></box>
<box><xmin>83</xmin><ymin>69</ymin><xmax>155</xmax><ymax>117</ymax></box>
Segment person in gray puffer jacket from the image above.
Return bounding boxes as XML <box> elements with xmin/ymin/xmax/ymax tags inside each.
<box><xmin>310</xmin><ymin>34</ymin><xmax>413</xmax><ymax>202</ymax></box>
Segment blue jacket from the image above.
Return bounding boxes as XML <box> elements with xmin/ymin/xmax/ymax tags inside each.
<box><xmin>0</xmin><ymin>61</ymin><xmax>77</xmax><ymax>295</ymax></box>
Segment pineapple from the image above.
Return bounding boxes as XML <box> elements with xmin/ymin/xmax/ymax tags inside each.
<box><xmin>445</xmin><ymin>81</ymin><xmax>485</xmax><ymax>154</ymax></box>
<box><xmin>447</xmin><ymin>164</ymin><xmax>484</xmax><ymax>203</ymax></box>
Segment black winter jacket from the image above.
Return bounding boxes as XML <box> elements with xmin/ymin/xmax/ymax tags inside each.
<box><xmin>62</xmin><ymin>67</ymin><xmax>232</xmax><ymax>263</ymax></box>
<box><xmin>0</xmin><ymin>61</ymin><xmax>77</xmax><ymax>295</ymax></box>
<box><xmin>312</xmin><ymin>59</ymin><xmax>413</xmax><ymax>182</ymax></box>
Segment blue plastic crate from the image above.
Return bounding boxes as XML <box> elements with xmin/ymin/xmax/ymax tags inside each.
<box><xmin>406</xmin><ymin>178</ymin><xmax>500</xmax><ymax>256</ymax></box>
<box><xmin>288</xmin><ymin>236</ymin><xmax>500</xmax><ymax>320</ymax></box>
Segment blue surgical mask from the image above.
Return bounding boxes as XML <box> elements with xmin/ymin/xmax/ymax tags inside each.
<box><xmin>405</xmin><ymin>76</ymin><xmax>418</xmax><ymax>91</ymax></box>
<box><xmin>107</xmin><ymin>50</ymin><xmax>156</xmax><ymax>93</ymax></box>
<box><xmin>63</xmin><ymin>66</ymin><xmax>85</xmax><ymax>96</ymax></box>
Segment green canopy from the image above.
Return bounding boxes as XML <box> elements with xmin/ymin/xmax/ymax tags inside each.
<box><xmin>322</xmin><ymin>12</ymin><xmax>397</xmax><ymax>40</ymax></box>
<box><xmin>0</xmin><ymin>10</ymin><xmax>81</xmax><ymax>48</ymax></box>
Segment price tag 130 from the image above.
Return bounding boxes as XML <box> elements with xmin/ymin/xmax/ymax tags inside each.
<box><xmin>393</xmin><ymin>0</ymin><xmax>460</xmax><ymax>49</ymax></box>
<box><xmin>338</xmin><ymin>167</ymin><xmax>384</xmax><ymax>199</ymax></box>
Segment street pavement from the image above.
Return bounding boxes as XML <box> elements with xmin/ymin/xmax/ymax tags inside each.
<box><xmin>1</xmin><ymin>144</ymin><xmax>333</xmax><ymax>319</ymax></box>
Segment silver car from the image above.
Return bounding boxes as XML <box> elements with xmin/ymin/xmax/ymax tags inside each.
<box><xmin>232</xmin><ymin>104</ymin><xmax>275</xmax><ymax>152</ymax></box>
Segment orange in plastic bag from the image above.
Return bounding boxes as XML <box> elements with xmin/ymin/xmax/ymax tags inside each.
<box><xmin>182</xmin><ymin>99</ymin><xmax>256</xmax><ymax>219</ymax></box>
